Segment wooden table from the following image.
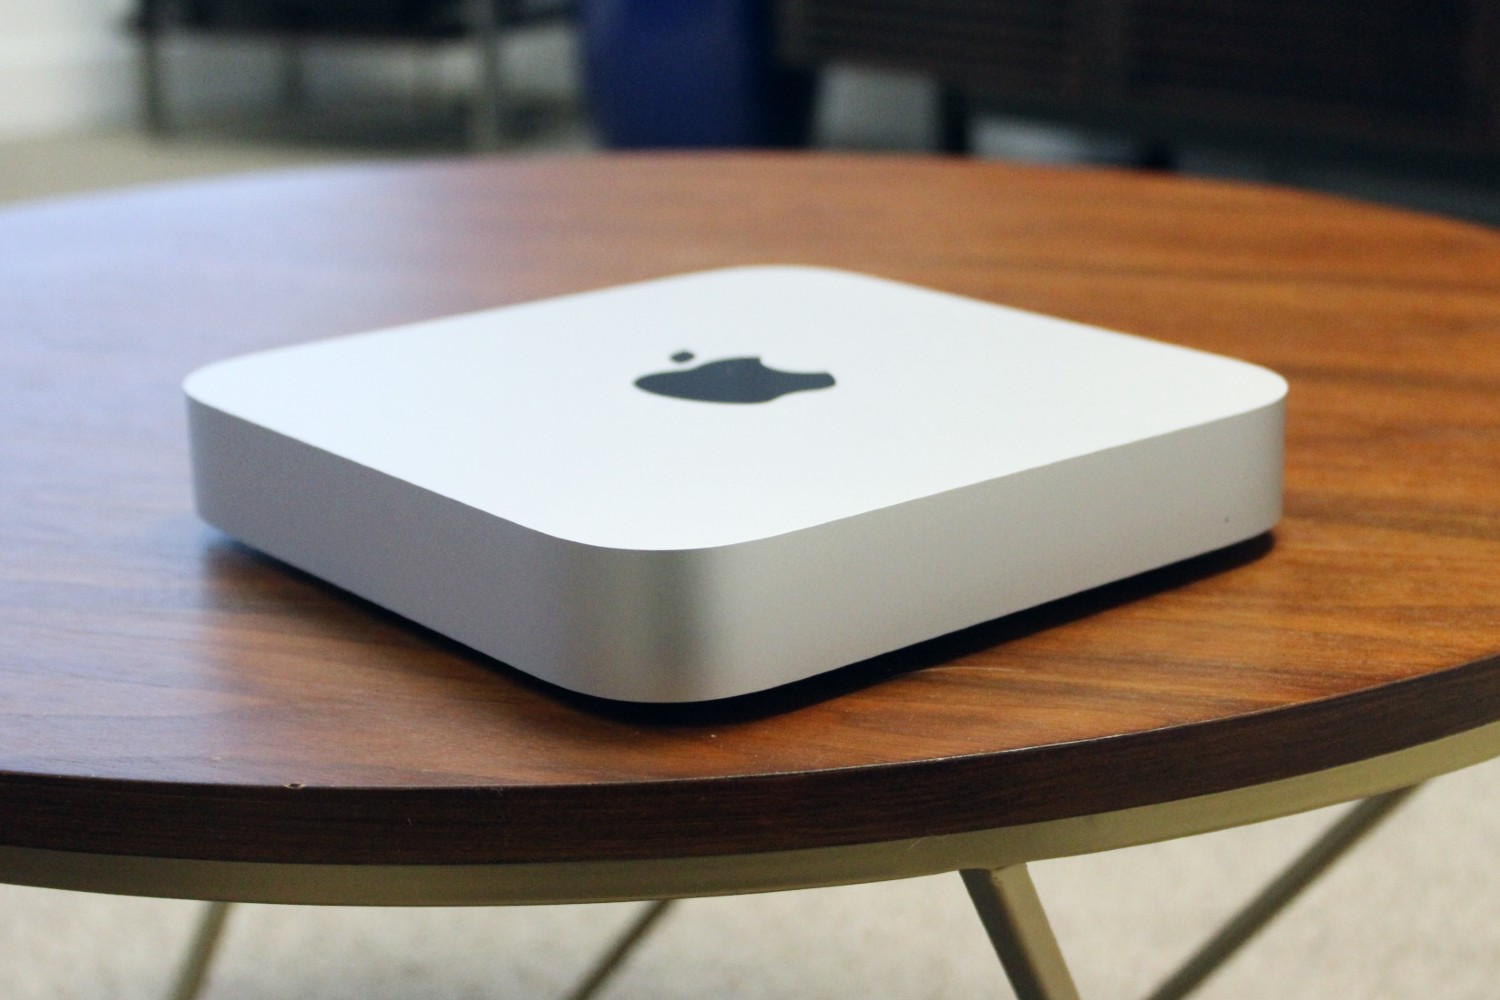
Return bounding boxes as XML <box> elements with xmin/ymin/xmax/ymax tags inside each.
<box><xmin>2</xmin><ymin>154</ymin><xmax>1498</xmax><ymax>999</ymax></box>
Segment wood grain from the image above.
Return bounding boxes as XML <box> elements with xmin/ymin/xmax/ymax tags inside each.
<box><xmin>0</xmin><ymin>154</ymin><xmax>1497</xmax><ymax>865</ymax></box>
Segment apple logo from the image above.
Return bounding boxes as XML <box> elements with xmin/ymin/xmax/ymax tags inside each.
<box><xmin>635</xmin><ymin>351</ymin><xmax>835</xmax><ymax>404</ymax></box>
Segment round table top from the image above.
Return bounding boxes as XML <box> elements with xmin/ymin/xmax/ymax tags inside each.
<box><xmin>2</xmin><ymin>154</ymin><xmax>1498</xmax><ymax>884</ymax></box>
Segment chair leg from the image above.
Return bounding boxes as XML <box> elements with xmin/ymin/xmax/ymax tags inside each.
<box><xmin>936</xmin><ymin>86</ymin><xmax>973</xmax><ymax>155</ymax></box>
<box><xmin>963</xmin><ymin>866</ymin><xmax>1082</xmax><ymax>1000</ymax></box>
<box><xmin>278</xmin><ymin>38</ymin><xmax>309</xmax><ymax>112</ymax></box>
<box><xmin>167</xmin><ymin>901</ymin><xmax>233</xmax><ymax>1000</ymax></box>
<box><xmin>465</xmin><ymin>0</ymin><xmax>504</xmax><ymax>151</ymax></box>
<box><xmin>138</xmin><ymin>2</ymin><xmax>168</xmax><ymax>134</ymax></box>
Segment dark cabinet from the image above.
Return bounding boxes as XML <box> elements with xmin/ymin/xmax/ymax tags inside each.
<box><xmin>780</xmin><ymin>0</ymin><xmax>1500</xmax><ymax>164</ymax></box>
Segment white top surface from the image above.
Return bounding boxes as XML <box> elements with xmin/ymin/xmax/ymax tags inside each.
<box><xmin>184</xmin><ymin>266</ymin><xmax>1287</xmax><ymax>551</ymax></box>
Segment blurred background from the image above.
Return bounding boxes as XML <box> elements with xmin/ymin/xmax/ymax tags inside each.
<box><xmin>4</xmin><ymin>0</ymin><xmax>1500</xmax><ymax>223</ymax></box>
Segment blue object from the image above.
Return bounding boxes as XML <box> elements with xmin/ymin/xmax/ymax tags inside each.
<box><xmin>580</xmin><ymin>0</ymin><xmax>814</xmax><ymax>148</ymax></box>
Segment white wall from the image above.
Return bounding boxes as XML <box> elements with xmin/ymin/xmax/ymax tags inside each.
<box><xmin>0</xmin><ymin>0</ymin><xmax>311</xmax><ymax>139</ymax></box>
<box><xmin>0</xmin><ymin>0</ymin><xmax>140</xmax><ymax>138</ymax></box>
<box><xmin>0</xmin><ymin>1</ymin><xmax>583</xmax><ymax>141</ymax></box>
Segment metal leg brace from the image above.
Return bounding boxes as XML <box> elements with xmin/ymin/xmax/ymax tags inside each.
<box><xmin>963</xmin><ymin>866</ymin><xmax>1083</xmax><ymax>1000</ymax></box>
<box><xmin>167</xmin><ymin>901</ymin><xmax>233</xmax><ymax>1000</ymax></box>
<box><xmin>161</xmin><ymin>788</ymin><xmax>1416</xmax><ymax>1000</ymax></box>
<box><xmin>1140</xmin><ymin>785</ymin><xmax>1417</xmax><ymax>1000</ymax></box>
<box><xmin>963</xmin><ymin>785</ymin><xmax>1419</xmax><ymax>1000</ymax></box>
<box><xmin>161</xmin><ymin>897</ymin><xmax>674</xmax><ymax>1000</ymax></box>
<box><xmin>561</xmin><ymin>899</ymin><xmax>677</xmax><ymax>1000</ymax></box>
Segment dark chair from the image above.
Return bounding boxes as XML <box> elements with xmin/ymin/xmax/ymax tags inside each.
<box><xmin>133</xmin><ymin>0</ymin><xmax>575</xmax><ymax>150</ymax></box>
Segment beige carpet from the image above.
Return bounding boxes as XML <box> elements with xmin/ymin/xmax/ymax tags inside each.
<box><xmin>3</xmin><ymin>126</ymin><xmax>1498</xmax><ymax>999</ymax></box>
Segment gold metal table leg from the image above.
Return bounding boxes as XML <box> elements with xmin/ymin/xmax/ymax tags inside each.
<box><xmin>1141</xmin><ymin>785</ymin><xmax>1418</xmax><ymax>1000</ymax></box>
<box><xmin>560</xmin><ymin>898</ymin><xmax>677</xmax><ymax>1000</ymax></box>
<box><xmin>962</xmin><ymin>786</ymin><xmax>1418</xmax><ymax>1000</ymax></box>
<box><xmin>154</xmin><ymin>788</ymin><xmax>1417</xmax><ymax>1000</ymax></box>
<box><xmin>167</xmin><ymin>900</ymin><xmax>233</xmax><ymax>1000</ymax></box>
<box><xmin>162</xmin><ymin>897</ymin><xmax>672</xmax><ymax>1000</ymax></box>
<box><xmin>963</xmin><ymin>865</ymin><xmax>1083</xmax><ymax>1000</ymax></box>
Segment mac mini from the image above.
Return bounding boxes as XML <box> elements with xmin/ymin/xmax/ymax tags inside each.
<box><xmin>185</xmin><ymin>266</ymin><xmax>1286</xmax><ymax>703</ymax></box>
